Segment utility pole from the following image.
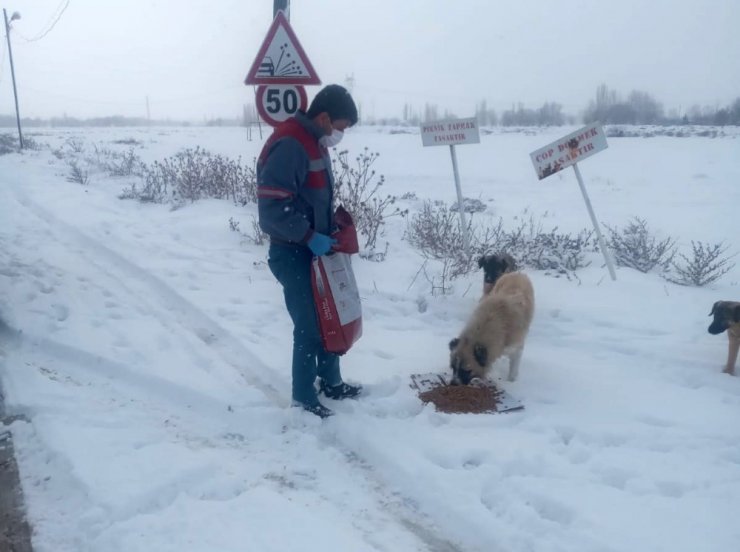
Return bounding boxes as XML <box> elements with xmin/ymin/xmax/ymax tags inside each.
<box><xmin>273</xmin><ymin>0</ymin><xmax>289</xmax><ymax>18</ymax></box>
<box><xmin>3</xmin><ymin>9</ymin><xmax>23</xmax><ymax>149</ymax></box>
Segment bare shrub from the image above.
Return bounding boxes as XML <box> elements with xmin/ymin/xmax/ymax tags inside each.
<box><xmin>407</xmin><ymin>204</ymin><xmax>593</xmax><ymax>282</ymax></box>
<box><xmin>505</xmin><ymin>214</ymin><xmax>595</xmax><ymax>276</ymax></box>
<box><xmin>65</xmin><ymin>137</ymin><xmax>85</xmax><ymax>153</ymax></box>
<box><xmin>23</xmin><ymin>135</ymin><xmax>43</xmax><ymax>151</ymax></box>
<box><xmin>108</xmin><ymin>148</ymin><xmax>145</xmax><ymax>177</ymax></box>
<box><xmin>66</xmin><ymin>160</ymin><xmax>90</xmax><ymax>185</ymax></box>
<box><xmin>0</xmin><ymin>133</ymin><xmax>38</xmax><ymax>154</ymax></box>
<box><xmin>90</xmin><ymin>144</ymin><xmax>145</xmax><ymax>177</ymax></box>
<box><xmin>248</xmin><ymin>215</ymin><xmax>267</xmax><ymax>245</ymax></box>
<box><xmin>604</xmin><ymin>217</ymin><xmax>676</xmax><ymax>272</ymax></box>
<box><xmin>451</xmin><ymin>197</ymin><xmax>487</xmax><ymax>214</ymax></box>
<box><xmin>406</xmin><ymin>200</ymin><xmax>476</xmax><ymax>279</ymax></box>
<box><xmin>425</xmin><ymin>258</ymin><xmax>456</xmax><ymax>296</ymax></box>
<box><xmin>112</xmin><ymin>138</ymin><xmax>143</xmax><ymax>146</ymax></box>
<box><xmin>331</xmin><ymin>147</ymin><xmax>407</xmax><ymax>254</ymax></box>
<box><xmin>665</xmin><ymin>241</ymin><xmax>735</xmax><ymax>286</ymax></box>
<box><xmin>124</xmin><ymin>147</ymin><xmax>257</xmax><ymax>205</ymax></box>
<box><xmin>228</xmin><ymin>216</ymin><xmax>267</xmax><ymax>245</ymax></box>
<box><xmin>0</xmin><ymin>134</ymin><xmax>16</xmax><ymax>155</ymax></box>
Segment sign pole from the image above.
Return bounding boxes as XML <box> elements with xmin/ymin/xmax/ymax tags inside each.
<box><xmin>449</xmin><ymin>144</ymin><xmax>472</xmax><ymax>257</ymax></box>
<box><xmin>273</xmin><ymin>0</ymin><xmax>289</xmax><ymax>18</ymax></box>
<box><xmin>3</xmin><ymin>9</ymin><xmax>23</xmax><ymax>150</ymax></box>
<box><xmin>572</xmin><ymin>163</ymin><xmax>616</xmax><ymax>281</ymax></box>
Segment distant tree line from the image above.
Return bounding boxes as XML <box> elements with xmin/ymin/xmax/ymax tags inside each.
<box><xmin>369</xmin><ymin>84</ymin><xmax>740</xmax><ymax>127</ymax></box>
<box><xmin>0</xmin><ymin>114</ymin><xmax>193</xmax><ymax>128</ymax></box>
<box><xmin>3</xmin><ymin>85</ymin><xmax>739</xmax><ymax>128</ymax></box>
<box><xmin>584</xmin><ymin>84</ymin><xmax>740</xmax><ymax>126</ymax></box>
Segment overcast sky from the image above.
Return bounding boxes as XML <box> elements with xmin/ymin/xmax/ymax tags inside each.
<box><xmin>1</xmin><ymin>0</ymin><xmax>738</xmax><ymax>121</ymax></box>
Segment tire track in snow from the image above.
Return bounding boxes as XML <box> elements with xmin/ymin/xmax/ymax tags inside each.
<box><xmin>13</xmin><ymin>191</ymin><xmax>286</xmax><ymax>407</ymax></box>
<box><xmin>9</xmin><ymin>188</ymin><xmax>472</xmax><ymax>552</ymax></box>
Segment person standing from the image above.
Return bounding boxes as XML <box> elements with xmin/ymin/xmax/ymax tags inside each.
<box><xmin>257</xmin><ymin>84</ymin><xmax>362</xmax><ymax>418</ymax></box>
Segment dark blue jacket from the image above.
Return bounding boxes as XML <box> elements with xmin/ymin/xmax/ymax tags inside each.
<box><xmin>257</xmin><ymin>112</ymin><xmax>335</xmax><ymax>245</ymax></box>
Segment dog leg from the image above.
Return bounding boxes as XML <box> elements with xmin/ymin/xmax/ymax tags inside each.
<box><xmin>724</xmin><ymin>335</ymin><xmax>739</xmax><ymax>376</ymax></box>
<box><xmin>508</xmin><ymin>347</ymin><xmax>523</xmax><ymax>382</ymax></box>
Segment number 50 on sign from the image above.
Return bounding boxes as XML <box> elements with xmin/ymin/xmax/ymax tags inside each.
<box><xmin>256</xmin><ymin>84</ymin><xmax>308</xmax><ymax>127</ymax></box>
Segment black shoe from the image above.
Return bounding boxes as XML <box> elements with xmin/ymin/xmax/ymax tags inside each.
<box><xmin>292</xmin><ymin>400</ymin><xmax>334</xmax><ymax>419</ymax></box>
<box><xmin>319</xmin><ymin>380</ymin><xmax>363</xmax><ymax>400</ymax></box>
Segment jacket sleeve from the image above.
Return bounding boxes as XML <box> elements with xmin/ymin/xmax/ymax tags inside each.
<box><xmin>257</xmin><ymin>137</ymin><xmax>314</xmax><ymax>244</ymax></box>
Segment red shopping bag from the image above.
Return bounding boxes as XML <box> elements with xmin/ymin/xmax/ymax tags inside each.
<box><xmin>311</xmin><ymin>252</ymin><xmax>363</xmax><ymax>355</ymax></box>
<box><xmin>331</xmin><ymin>205</ymin><xmax>359</xmax><ymax>254</ymax></box>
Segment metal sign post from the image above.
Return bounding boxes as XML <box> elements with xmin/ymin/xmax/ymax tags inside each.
<box><xmin>572</xmin><ymin>162</ymin><xmax>616</xmax><ymax>280</ymax></box>
<box><xmin>448</xmin><ymin>144</ymin><xmax>472</xmax><ymax>256</ymax></box>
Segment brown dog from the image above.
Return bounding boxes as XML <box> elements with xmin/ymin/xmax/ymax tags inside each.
<box><xmin>708</xmin><ymin>301</ymin><xmax>740</xmax><ymax>375</ymax></box>
<box><xmin>449</xmin><ymin>272</ymin><xmax>534</xmax><ymax>384</ymax></box>
<box><xmin>478</xmin><ymin>253</ymin><xmax>517</xmax><ymax>297</ymax></box>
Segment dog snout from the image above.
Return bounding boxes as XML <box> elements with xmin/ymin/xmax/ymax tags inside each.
<box><xmin>708</xmin><ymin>321</ymin><xmax>727</xmax><ymax>335</ymax></box>
<box><xmin>451</xmin><ymin>368</ymin><xmax>472</xmax><ymax>385</ymax></box>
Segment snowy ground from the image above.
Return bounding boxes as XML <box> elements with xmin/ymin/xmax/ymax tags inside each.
<box><xmin>0</xmin><ymin>124</ymin><xmax>739</xmax><ymax>551</ymax></box>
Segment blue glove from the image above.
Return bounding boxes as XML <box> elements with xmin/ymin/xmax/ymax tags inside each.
<box><xmin>307</xmin><ymin>232</ymin><xmax>337</xmax><ymax>256</ymax></box>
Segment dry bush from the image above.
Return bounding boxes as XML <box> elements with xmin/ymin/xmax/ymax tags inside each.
<box><xmin>331</xmin><ymin>147</ymin><xmax>407</xmax><ymax>255</ymax></box>
<box><xmin>111</xmin><ymin>138</ymin><xmax>143</xmax><ymax>146</ymax></box>
<box><xmin>407</xmin><ymin>204</ymin><xmax>593</xmax><ymax>281</ymax></box>
<box><xmin>0</xmin><ymin>133</ymin><xmax>38</xmax><ymax>153</ymax></box>
<box><xmin>66</xmin><ymin>159</ymin><xmax>90</xmax><ymax>185</ymax></box>
<box><xmin>604</xmin><ymin>217</ymin><xmax>676</xmax><ymax>273</ymax></box>
<box><xmin>229</xmin><ymin>216</ymin><xmax>267</xmax><ymax>245</ymax></box>
<box><xmin>0</xmin><ymin>133</ymin><xmax>17</xmax><ymax>155</ymax></box>
<box><xmin>90</xmin><ymin>144</ymin><xmax>145</xmax><ymax>177</ymax></box>
<box><xmin>505</xmin><ymin>214</ymin><xmax>595</xmax><ymax>276</ymax></box>
<box><xmin>65</xmin><ymin>137</ymin><xmax>85</xmax><ymax>153</ymax></box>
<box><xmin>451</xmin><ymin>197</ymin><xmax>487</xmax><ymax>214</ymax></box>
<box><xmin>122</xmin><ymin>147</ymin><xmax>256</xmax><ymax>206</ymax></box>
<box><xmin>665</xmin><ymin>241</ymin><xmax>735</xmax><ymax>286</ymax></box>
<box><xmin>405</xmin><ymin>200</ymin><xmax>478</xmax><ymax>279</ymax></box>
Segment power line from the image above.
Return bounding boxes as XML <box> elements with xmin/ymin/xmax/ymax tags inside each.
<box><xmin>16</xmin><ymin>0</ymin><xmax>70</xmax><ymax>42</ymax></box>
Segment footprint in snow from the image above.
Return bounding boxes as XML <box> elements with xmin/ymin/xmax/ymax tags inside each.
<box><xmin>52</xmin><ymin>303</ymin><xmax>69</xmax><ymax>322</ymax></box>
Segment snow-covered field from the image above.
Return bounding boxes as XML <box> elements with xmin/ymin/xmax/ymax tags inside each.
<box><xmin>1</xmin><ymin>124</ymin><xmax>739</xmax><ymax>552</ymax></box>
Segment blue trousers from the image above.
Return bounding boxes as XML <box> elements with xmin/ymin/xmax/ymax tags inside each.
<box><xmin>267</xmin><ymin>243</ymin><xmax>342</xmax><ymax>405</ymax></box>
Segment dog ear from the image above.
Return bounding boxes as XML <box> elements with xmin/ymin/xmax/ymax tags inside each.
<box><xmin>506</xmin><ymin>255</ymin><xmax>518</xmax><ymax>272</ymax></box>
<box><xmin>709</xmin><ymin>301</ymin><xmax>720</xmax><ymax>316</ymax></box>
<box><xmin>477</xmin><ymin>256</ymin><xmax>485</xmax><ymax>269</ymax></box>
<box><xmin>473</xmin><ymin>343</ymin><xmax>488</xmax><ymax>367</ymax></box>
<box><xmin>449</xmin><ymin>337</ymin><xmax>460</xmax><ymax>351</ymax></box>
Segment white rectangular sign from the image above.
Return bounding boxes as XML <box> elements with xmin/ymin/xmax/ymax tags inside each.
<box><xmin>420</xmin><ymin>117</ymin><xmax>480</xmax><ymax>147</ymax></box>
<box><xmin>530</xmin><ymin>123</ymin><xmax>608</xmax><ymax>180</ymax></box>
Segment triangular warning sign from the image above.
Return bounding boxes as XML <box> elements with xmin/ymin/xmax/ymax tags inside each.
<box><xmin>244</xmin><ymin>11</ymin><xmax>321</xmax><ymax>85</ymax></box>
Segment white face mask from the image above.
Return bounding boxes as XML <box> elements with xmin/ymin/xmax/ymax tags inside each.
<box><xmin>320</xmin><ymin>129</ymin><xmax>344</xmax><ymax>148</ymax></box>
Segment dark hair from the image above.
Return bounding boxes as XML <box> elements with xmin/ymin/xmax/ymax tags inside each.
<box><xmin>306</xmin><ymin>84</ymin><xmax>358</xmax><ymax>126</ymax></box>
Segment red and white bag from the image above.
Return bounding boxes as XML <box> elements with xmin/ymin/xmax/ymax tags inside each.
<box><xmin>311</xmin><ymin>252</ymin><xmax>363</xmax><ymax>355</ymax></box>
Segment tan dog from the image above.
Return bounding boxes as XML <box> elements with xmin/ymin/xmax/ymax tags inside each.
<box><xmin>478</xmin><ymin>253</ymin><xmax>517</xmax><ymax>297</ymax></box>
<box><xmin>708</xmin><ymin>301</ymin><xmax>740</xmax><ymax>375</ymax></box>
<box><xmin>449</xmin><ymin>272</ymin><xmax>534</xmax><ymax>384</ymax></box>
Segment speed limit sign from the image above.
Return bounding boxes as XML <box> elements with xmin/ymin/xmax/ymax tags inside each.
<box><xmin>256</xmin><ymin>85</ymin><xmax>308</xmax><ymax>127</ymax></box>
